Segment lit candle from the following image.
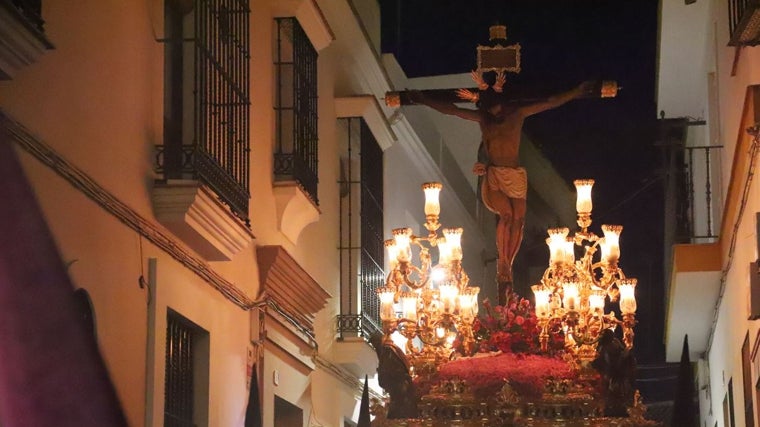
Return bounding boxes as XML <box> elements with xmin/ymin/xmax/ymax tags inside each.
<box><xmin>458</xmin><ymin>288</ymin><xmax>479</xmax><ymax>322</ymax></box>
<box><xmin>377</xmin><ymin>287</ymin><xmax>396</xmax><ymax>321</ymax></box>
<box><xmin>601</xmin><ymin>225</ymin><xmax>622</xmax><ymax>265</ymax></box>
<box><xmin>547</xmin><ymin>228</ymin><xmax>569</xmax><ymax>265</ymax></box>
<box><xmin>401</xmin><ymin>292</ymin><xmax>418</xmax><ymax>322</ymax></box>
<box><xmin>430</xmin><ymin>267</ymin><xmax>446</xmax><ymax>283</ymax></box>
<box><xmin>385</xmin><ymin>239</ymin><xmax>398</xmax><ymax>270</ymax></box>
<box><xmin>574</xmin><ymin>179</ymin><xmax>595</xmax><ymax>214</ymax></box>
<box><xmin>392</xmin><ymin>228</ymin><xmax>412</xmax><ymax>263</ymax></box>
<box><xmin>619</xmin><ymin>279</ymin><xmax>637</xmax><ymax>315</ymax></box>
<box><xmin>422</xmin><ymin>182</ymin><xmax>443</xmax><ymax>217</ymax></box>
<box><xmin>439</xmin><ymin>283</ymin><xmax>459</xmax><ymax>314</ymax></box>
<box><xmin>563</xmin><ymin>237</ymin><xmax>576</xmax><ymax>264</ymax></box>
<box><xmin>443</xmin><ymin>228</ymin><xmax>463</xmax><ymax>262</ymax></box>
<box><xmin>562</xmin><ymin>281</ymin><xmax>579</xmax><ymax>311</ymax></box>
<box><xmin>437</xmin><ymin>237</ymin><xmax>451</xmax><ymax>266</ymax></box>
<box><xmin>589</xmin><ymin>289</ymin><xmax>605</xmax><ymax>313</ymax></box>
<box><xmin>532</xmin><ymin>285</ymin><xmax>551</xmax><ymax>319</ymax></box>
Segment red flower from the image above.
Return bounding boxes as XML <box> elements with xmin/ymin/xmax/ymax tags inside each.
<box><xmin>515</xmin><ymin>316</ymin><xmax>525</xmax><ymax>326</ymax></box>
<box><xmin>431</xmin><ymin>352</ymin><xmax>577</xmax><ymax>399</ymax></box>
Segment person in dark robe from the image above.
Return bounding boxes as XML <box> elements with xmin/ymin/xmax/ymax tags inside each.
<box><xmin>591</xmin><ymin>328</ymin><xmax>637</xmax><ymax>417</ymax></box>
<box><xmin>369</xmin><ymin>333</ymin><xmax>418</xmax><ymax>419</ymax></box>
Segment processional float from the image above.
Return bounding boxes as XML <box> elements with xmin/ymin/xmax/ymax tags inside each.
<box><xmin>368</xmin><ymin>25</ymin><xmax>661</xmax><ymax>427</ymax></box>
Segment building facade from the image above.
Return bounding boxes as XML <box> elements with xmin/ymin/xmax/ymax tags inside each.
<box><xmin>659</xmin><ymin>0</ymin><xmax>760</xmax><ymax>426</ymax></box>
<box><xmin>0</xmin><ymin>0</ymin><xmax>494</xmax><ymax>426</ymax></box>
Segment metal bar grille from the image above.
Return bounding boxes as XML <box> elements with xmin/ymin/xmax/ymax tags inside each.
<box><xmin>359</xmin><ymin>120</ymin><xmax>383</xmax><ymax>330</ymax></box>
<box><xmin>729</xmin><ymin>0</ymin><xmax>751</xmax><ymax>35</ymax></box>
<box><xmin>274</xmin><ymin>17</ymin><xmax>319</xmax><ymax>205</ymax></box>
<box><xmin>156</xmin><ymin>0</ymin><xmax>251</xmax><ymax>224</ymax></box>
<box><xmin>679</xmin><ymin>145</ymin><xmax>722</xmax><ymax>241</ymax></box>
<box><xmin>194</xmin><ymin>0</ymin><xmax>251</xmax><ymax>221</ymax></box>
<box><xmin>336</xmin><ymin>119</ymin><xmax>384</xmax><ymax>338</ymax></box>
<box><xmin>728</xmin><ymin>0</ymin><xmax>760</xmax><ymax>46</ymax></box>
<box><xmin>164</xmin><ymin>313</ymin><xmax>195</xmax><ymax>427</ymax></box>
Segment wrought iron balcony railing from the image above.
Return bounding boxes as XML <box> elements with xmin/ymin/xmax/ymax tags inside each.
<box><xmin>336</xmin><ymin>313</ymin><xmax>381</xmax><ymax>340</ymax></box>
<box><xmin>728</xmin><ymin>0</ymin><xmax>760</xmax><ymax>46</ymax></box>
<box><xmin>675</xmin><ymin>145</ymin><xmax>723</xmax><ymax>243</ymax></box>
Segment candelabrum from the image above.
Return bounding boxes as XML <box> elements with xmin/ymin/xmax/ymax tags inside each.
<box><xmin>531</xmin><ymin>179</ymin><xmax>637</xmax><ymax>362</ymax></box>
<box><xmin>377</xmin><ymin>183</ymin><xmax>480</xmax><ymax>368</ymax></box>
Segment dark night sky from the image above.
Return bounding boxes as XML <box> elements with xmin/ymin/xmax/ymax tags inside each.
<box><xmin>380</xmin><ymin>1</ymin><xmax>665</xmax><ymax>362</ymax></box>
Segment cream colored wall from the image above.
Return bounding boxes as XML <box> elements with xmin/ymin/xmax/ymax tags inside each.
<box><xmin>0</xmin><ymin>0</ymin><xmax>483</xmax><ymax>425</ymax></box>
<box><xmin>13</xmin><ymin>148</ymin><xmax>152</xmax><ymax>425</ymax></box>
<box><xmin>667</xmin><ymin>0</ymin><xmax>760</xmax><ymax>426</ymax></box>
<box><xmin>262</xmin><ymin>351</ymin><xmax>310</xmax><ymax>427</ymax></box>
<box><xmin>150</xmin><ymin>256</ymin><xmax>251</xmax><ymax>426</ymax></box>
<box><xmin>0</xmin><ymin>0</ymin><xmax>258</xmax><ymax>425</ymax></box>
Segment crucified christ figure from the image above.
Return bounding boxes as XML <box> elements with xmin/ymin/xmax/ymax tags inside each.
<box><xmin>409</xmin><ymin>73</ymin><xmax>593</xmax><ymax>305</ymax></box>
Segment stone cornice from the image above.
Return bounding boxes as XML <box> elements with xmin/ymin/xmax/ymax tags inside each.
<box><xmin>257</xmin><ymin>245</ymin><xmax>331</xmax><ymax>333</ymax></box>
<box><xmin>335</xmin><ymin>95</ymin><xmax>396</xmax><ymax>151</ymax></box>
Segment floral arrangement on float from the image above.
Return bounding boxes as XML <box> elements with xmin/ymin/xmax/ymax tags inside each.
<box><xmin>415</xmin><ymin>292</ymin><xmax>586</xmax><ymax>400</ymax></box>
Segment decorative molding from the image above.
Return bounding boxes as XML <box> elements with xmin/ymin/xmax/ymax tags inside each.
<box><xmin>257</xmin><ymin>245</ymin><xmax>330</xmax><ymax>334</ymax></box>
<box><xmin>0</xmin><ymin>111</ymin><xmax>255</xmax><ymax>309</ymax></box>
<box><xmin>325</xmin><ymin>0</ymin><xmax>394</xmax><ymax>98</ymax></box>
<box><xmin>330</xmin><ymin>338</ymin><xmax>378</xmax><ymax>378</ymax></box>
<box><xmin>272</xmin><ymin>181</ymin><xmax>320</xmax><ymax>244</ymax></box>
<box><xmin>272</xmin><ymin>0</ymin><xmax>334</xmax><ymax>52</ymax></box>
<box><xmin>264</xmin><ymin>309</ymin><xmax>316</xmax><ymax>374</ymax></box>
<box><xmin>335</xmin><ymin>95</ymin><xmax>396</xmax><ymax>151</ymax></box>
<box><xmin>153</xmin><ymin>180</ymin><xmax>254</xmax><ymax>261</ymax></box>
<box><xmin>313</xmin><ymin>354</ymin><xmax>384</xmax><ymax>401</ymax></box>
<box><xmin>0</xmin><ymin>3</ymin><xmax>53</xmax><ymax>80</ymax></box>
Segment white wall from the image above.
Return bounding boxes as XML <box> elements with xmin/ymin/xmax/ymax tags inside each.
<box><xmin>659</xmin><ymin>0</ymin><xmax>760</xmax><ymax>426</ymax></box>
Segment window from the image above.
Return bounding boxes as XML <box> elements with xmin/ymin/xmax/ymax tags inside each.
<box><xmin>274</xmin><ymin>395</ymin><xmax>303</xmax><ymax>427</ymax></box>
<box><xmin>157</xmin><ymin>0</ymin><xmax>251</xmax><ymax>223</ymax></box>
<box><xmin>337</xmin><ymin>118</ymin><xmax>383</xmax><ymax>339</ymax></box>
<box><xmin>273</xmin><ymin>17</ymin><xmax>319</xmax><ymax>205</ymax></box>
<box><xmin>743</xmin><ymin>333</ymin><xmax>755</xmax><ymax>427</ymax></box>
<box><xmin>164</xmin><ymin>310</ymin><xmax>209</xmax><ymax>427</ymax></box>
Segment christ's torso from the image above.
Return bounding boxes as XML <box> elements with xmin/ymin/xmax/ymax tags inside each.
<box><xmin>479</xmin><ymin>107</ymin><xmax>524</xmax><ymax>168</ymax></box>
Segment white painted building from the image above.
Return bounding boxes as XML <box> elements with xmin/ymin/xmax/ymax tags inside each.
<box><xmin>0</xmin><ymin>0</ymin><xmax>581</xmax><ymax>425</ymax></box>
<box><xmin>0</xmin><ymin>0</ymin><xmax>493</xmax><ymax>425</ymax></box>
<box><xmin>659</xmin><ymin>0</ymin><xmax>760</xmax><ymax>425</ymax></box>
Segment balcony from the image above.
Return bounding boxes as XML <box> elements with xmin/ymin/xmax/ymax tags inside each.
<box><xmin>331</xmin><ymin>314</ymin><xmax>380</xmax><ymax>378</ymax></box>
<box><xmin>664</xmin><ymin>85</ymin><xmax>760</xmax><ymax>362</ymax></box>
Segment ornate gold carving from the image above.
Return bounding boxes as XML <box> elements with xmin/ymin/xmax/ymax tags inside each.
<box><xmin>489</xmin><ymin>24</ymin><xmax>507</xmax><ymax>41</ymax></box>
<box><xmin>476</xmin><ymin>43</ymin><xmax>522</xmax><ymax>74</ymax></box>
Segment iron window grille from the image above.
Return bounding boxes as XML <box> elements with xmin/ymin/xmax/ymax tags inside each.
<box><xmin>156</xmin><ymin>0</ymin><xmax>251</xmax><ymax>224</ymax></box>
<box><xmin>337</xmin><ymin>118</ymin><xmax>383</xmax><ymax>339</ymax></box>
<box><xmin>164</xmin><ymin>311</ymin><xmax>199</xmax><ymax>427</ymax></box>
<box><xmin>274</xmin><ymin>17</ymin><xmax>319</xmax><ymax>205</ymax></box>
